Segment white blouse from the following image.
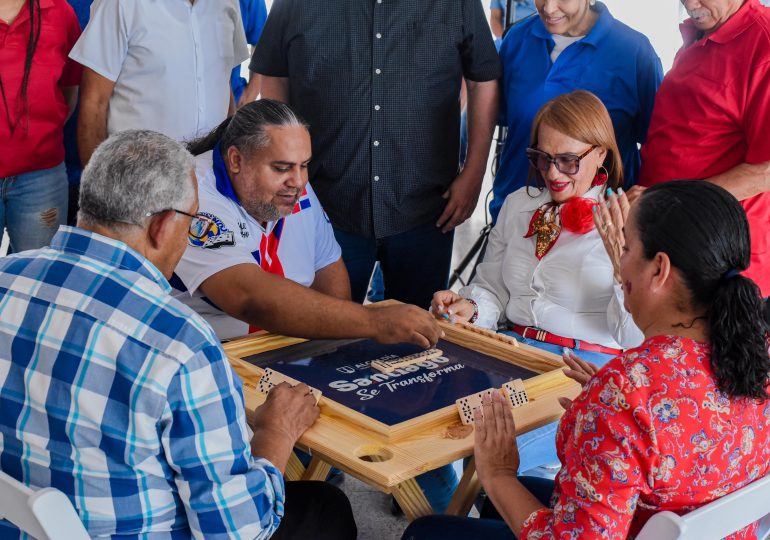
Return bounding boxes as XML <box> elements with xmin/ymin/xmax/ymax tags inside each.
<box><xmin>460</xmin><ymin>185</ymin><xmax>643</xmax><ymax>349</ymax></box>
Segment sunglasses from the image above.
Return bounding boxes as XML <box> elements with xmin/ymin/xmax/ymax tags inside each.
<box><xmin>526</xmin><ymin>146</ymin><xmax>596</xmax><ymax>175</ymax></box>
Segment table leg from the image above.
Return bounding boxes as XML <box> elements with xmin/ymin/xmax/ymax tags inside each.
<box><xmin>445</xmin><ymin>456</ymin><xmax>481</xmax><ymax>516</ymax></box>
<box><xmin>285</xmin><ymin>451</ymin><xmax>306</xmax><ymax>481</ymax></box>
<box><xmin>302</xmin><ymin>455</ymin><xmax>333</xmax><ymax>481</ymax></box>
<box><xmin>391</xmin><ymin>478</ymin><xmax>434</xmax><ymax>521</ymax></box>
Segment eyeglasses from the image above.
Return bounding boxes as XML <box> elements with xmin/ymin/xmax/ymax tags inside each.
<box><xmin>145</xmin><ymin>208</ymin><xmax>215</xmax><ymax>239</ymax></box>
<box><xmin>526</xmin><ymin>146</ymin><xmax>596</xmax><ymax>175</ymax></box>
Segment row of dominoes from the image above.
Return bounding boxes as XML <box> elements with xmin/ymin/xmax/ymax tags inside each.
<box><xmin>370</xmin><ymin>348</ymin><xmax>443</xmax><ymax>374</ymax></box>
<box><xmin>257</xmin><ymin>367</ymin><xmax>322</xmax><ymax>404</ymax></box>
<box><xmin>455</xmin><ymin>379</ymin><xmax>529</xmax><ymax>425</ymax></box>
<box><xmin>456</xmin><ymin>321</ymin><xmax>519</xmax><ymax>347</ymax></box>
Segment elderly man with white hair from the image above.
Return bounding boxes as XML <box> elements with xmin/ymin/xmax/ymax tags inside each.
<box><xmin>639</xmin><ymin>0</ymin><xmax>770</xmax><ymax>296</ymax></box>
<box><xmin>0</xmin><ymin>130</ymin><xmax>357</xmax><ymax>539</ymax></box>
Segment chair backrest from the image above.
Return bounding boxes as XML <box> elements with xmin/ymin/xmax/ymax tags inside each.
<box><xmin>635</xmin><ymin>473</ymin><xmax>770</xmax><ymax>540</ymax></box>
<box><xmin>0</xmin><ymin>470</ymin><xmax>90</xmax><ymax>540</ymax></box>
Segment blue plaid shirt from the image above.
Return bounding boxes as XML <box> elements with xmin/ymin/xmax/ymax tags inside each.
<box><xmin>0</xmin><ymin>227</ymin><xmax>284</xmax><ymax>539</ymax></box>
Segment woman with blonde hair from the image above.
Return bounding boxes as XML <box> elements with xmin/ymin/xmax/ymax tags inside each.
<box><xmin>432</xmin><ymin>90</ymin><xmax>643</xmax><ymax>475</ymax></box>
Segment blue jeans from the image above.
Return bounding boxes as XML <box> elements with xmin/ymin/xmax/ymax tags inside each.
<box><xmin>0</xmin><ymin>163</ymin><xmax>68</xmax><ymax>252</ymax></box>
<box><xmin>402</xmin><ymin>476</ymin><xmax>555</xmax><ymax>540</ymax></box>
<box><xmin>333</xmin><ymin>221</ymin><xmax>454</xmax><ymax>309</ymax></box>
<box><xmin>501</xmin><ymin>330</ymin><xmax>615</xmax><ymax>474</ymax></box>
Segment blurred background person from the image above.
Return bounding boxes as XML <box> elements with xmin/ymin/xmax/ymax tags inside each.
<box><xmin>640</xmin><ymin>0</ymin><xmax>770</xmax><ymax>296</ymax></box>
<box><xmin>490</xmin><ymin>0</ymin><xmax>662</xmax><ymax>223</ymax></box>
<box><xmin>71</xmin><ymin>0</ymin><xmax>248</xmax><ymax>165</ymax></box>
<box><xmin>0</xmin><ymin>0</ymin><xmax>81</xmax><ymax>251</ymax></box>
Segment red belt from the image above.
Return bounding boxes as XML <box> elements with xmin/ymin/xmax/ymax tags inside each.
<box><xmin>510</xmin><ymin>324</ymin><xmax>623</xmax><ymax>356</ymax></box>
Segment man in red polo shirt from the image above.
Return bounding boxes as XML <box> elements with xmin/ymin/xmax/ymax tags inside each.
<box><xmin>639</xmin><ymin>0</ymin><xmax>770</xmax><ymax>295</ymax></box>
<box><xmin>0</xmin><ymin>0</ymin><xmax>81</xmax><ymax>252</ymax></box>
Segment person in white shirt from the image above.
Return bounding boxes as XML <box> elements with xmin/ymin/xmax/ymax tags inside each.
<box><xmin>432</xmin><ymin>90</ymin><xmax>644</xmax><ymax>474</ymax></box>
<box><xmin>71</xmin><ymin>0</ymin><xmax>249</xmax><ymax>165</ymax></box>
<box><xmin>173</xmin><ymin>99</ymin><xmax>442</xmax><ymax>347</ymax></box>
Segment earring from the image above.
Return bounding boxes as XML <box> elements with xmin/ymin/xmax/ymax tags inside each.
<box><xmin>589</xmin><ymin>0</ymin><xmax>596</xmax><ymax>5</ymax></box>
<box><xmin>591</xmin><ymin>166</ymin><xmax>608</xmax><ymax>187</ymax></box>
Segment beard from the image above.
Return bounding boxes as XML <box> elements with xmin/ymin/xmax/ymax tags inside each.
<box><xmin>245</xmin><ymin>189</ymin><xmax>301</xmax><ymax>223</ymax></box>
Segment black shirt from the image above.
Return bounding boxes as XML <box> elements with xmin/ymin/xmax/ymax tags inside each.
<box><xmin>251</xmin><ymin>0</ymin><xmax>501</xmax><ymax>238</ymax></box>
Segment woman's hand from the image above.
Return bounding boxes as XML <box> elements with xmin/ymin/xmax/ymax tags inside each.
<box><xmin>474</xmin><ymin>391</ymin><xmax>520</xmax><ymax>483</ymax></box>
<box><xmin>558</xmin><ymin>350</ymin><xmax>600</xmax><ymax>410</ymax></box>
<box><xmin>594</xmin><ymin>187</ymin><xmax>631</xmax><ymax>283</ymax></box>
<box><xmin>431</xmin><ymin>290</ymin><xmax>475</xmax><ymax>323</ymax></box>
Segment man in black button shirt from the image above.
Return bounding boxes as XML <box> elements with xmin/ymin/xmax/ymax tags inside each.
<box><xmin>252</xmin><ymin>0</ymin><xmax>501</xmax><ymax>313</ymax></box>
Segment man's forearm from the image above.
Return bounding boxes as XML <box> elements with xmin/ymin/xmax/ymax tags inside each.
<box><xmin>464</xmin><ymin>79</ymin><xmax>500</xmax><ymax>180</ymax></box>
<box><xmin>259</xmin><ymin>75</ymin><xmax>290</xmax><ymax>103</ymax></box>
<box><xmin>490</xmin><ymin>9</ymin><xmax>504</xmax><ymax>38</ymax></box>
<box><xmin>77</xmin><ymin>101</ymin><xmax>109</xmax><ymax>166</ymax></box>
<box><xmin>250</xmin><ymin>427</ymin><xmax>296</xmax><ymax>473</ymax></box>
<box><xmin>209</xmin><ymin>268</ymin><xmax>376</xmax><ymax>339</ymax></box>
<box><xmin>238</xmin><ymin>73</ymin><xmax>262</xmax><ymax>108</ymax></box>
<box><xmin>706</xmin><ymin>161</ymin><xmax>770</xmax><ymax>201</ymax></box>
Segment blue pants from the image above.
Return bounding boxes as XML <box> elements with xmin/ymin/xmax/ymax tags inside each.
<box><xmin>333</xmin><ymin>221</ymin><xmax>454</xmax><ymax>309</ymax></box>
<box><xmin>0</xmin><ymin>163</ymin><xmax>68</xmax><ymax>253</ymax></box>
<box><xmin>502</xmin><ymin>329</ymin><xmax>615</xmax><ymax>474</ymax></box>
<box><xmin>402</xmin><ymin>476</ymin><xmax>555</xmax><ymax>540</ymax></box>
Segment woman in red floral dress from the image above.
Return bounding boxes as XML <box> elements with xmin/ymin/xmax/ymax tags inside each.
<box><xmin>405</xmin><ymin>180</ymin><xmax>770</xmax><ymax>539</ymax></box>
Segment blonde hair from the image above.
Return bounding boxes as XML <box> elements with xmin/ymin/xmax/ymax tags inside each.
<box><xmin>528</xmin><ymin>90</ymin><xmax>623</xmax><ymax>190</ymax></box>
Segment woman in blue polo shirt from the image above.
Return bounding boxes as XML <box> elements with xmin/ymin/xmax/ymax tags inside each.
<box><xmin>490</xmin><ymin>0</ymin><xmax>663</xmax><ymax>222</ymax></box>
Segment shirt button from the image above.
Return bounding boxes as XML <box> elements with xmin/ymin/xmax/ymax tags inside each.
<box><xmin>374</xmin><ymin>176</ymin><xmax>380</xmax><ymax>181</ymax></box>
<box><xmin>375</xmin><ymin>68</ymin><xmax>381</xmax><ymax>75</ymax></box>
<box><xmin>374</xmin><ymin>105</ymin><xmax>381</xmax><ymax>111</ymax></box>
<box><xmin>376</xmin><ymin>33</ymin><xmax>382</xmax><ymax>39</ymax></box>
<box><xmin>377</xmin><ymin>0</ymin><xmax>382</xmax><ymax>3</ymax></box>
<box><xmin>373</xmin><ymin>140</ymin><xmax>380</xmax><ymax>146</ymax></box>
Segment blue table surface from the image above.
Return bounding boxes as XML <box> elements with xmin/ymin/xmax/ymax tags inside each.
<box><xmin>243</xmin><ymin>338</ymin><xmax>536</xmax><ymax>426</ymax></box>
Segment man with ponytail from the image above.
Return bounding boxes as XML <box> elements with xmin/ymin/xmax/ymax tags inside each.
<box><xmin>403</xmin><ymin>181</ymin><xmax>770</xmax><ymax>540</ymax></box>
<box><xmin>174</xmin><ymin>99</ymin><xmax>443</xmax><ymax>348</ymax></box>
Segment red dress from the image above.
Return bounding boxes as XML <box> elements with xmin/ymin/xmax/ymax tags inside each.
<box><xmin>522</xmin><ymin>336</ymin><xmax>770</xmax><ymax>539</ymax></box>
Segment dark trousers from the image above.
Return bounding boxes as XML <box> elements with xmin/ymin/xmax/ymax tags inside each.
<box><xmin>333</xmin><ymin>222</ymin><xmax>455</xmax><ymax>309</ymax></box>
<box><xmin>271</xmin><ymin>481</ymin><xmax>357</xmax><ymax>540</ymax></box>
<box><xmin>401</xmin><ymin>476</ymin><xmax>555</xmax><ymax>540</ymax></box>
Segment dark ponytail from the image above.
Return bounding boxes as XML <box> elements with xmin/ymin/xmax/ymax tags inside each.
<box><xmin>186</xmin><ymin>117</ymin><xmax>233</xmax><ymax>156</ymax></box>
<box><xmin>185</xmin><ymin>99</ymin><xmax>308</xmax><ymax>157</ymax></box>
<box><xmin>0</xmin><ymin>0</ymin><xmax>41</xmax><ymax>135</ymax></box>
<box><xmin>635</xmin><ymin>181</ymin><xmax>770</xmax><ymax>400</ymax></box>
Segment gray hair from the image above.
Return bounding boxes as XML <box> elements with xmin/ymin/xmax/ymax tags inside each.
<box><xmin>186</xmin><ymin>99</ymin><xmax>308</xmax><ymax>157</ymax></box>
<box><xmin>78</xmin><ymin>130</ymin><xmax>195</xmax><ymax>230</ymax></box>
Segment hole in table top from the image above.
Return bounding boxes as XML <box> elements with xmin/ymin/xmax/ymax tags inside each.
<box><xmin>355</xmin><ymin>446</ymin><xmax>394</xmax><ymax>463</ymax></box>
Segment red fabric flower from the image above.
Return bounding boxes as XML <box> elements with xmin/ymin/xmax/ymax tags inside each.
<box><xmin>561</xmin><ymin>197</ymin><xmax>597</xmax><ymax>234</ymax></box>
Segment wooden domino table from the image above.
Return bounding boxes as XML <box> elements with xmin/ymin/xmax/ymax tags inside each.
<box><xmin>223</xmin><ymin>312</ymin><xmax>581</xmax><ymax>521</ymax></box>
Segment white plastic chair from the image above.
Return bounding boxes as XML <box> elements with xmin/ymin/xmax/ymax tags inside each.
<box><xmin>636</xmin><ymin>473</ymin><xmax>770</xmax><ymax>540</ymax></box>
<box><xmin>0</xmin><ymin>470</ymin><xmax>90</xmax><ymax>540</ymax></box>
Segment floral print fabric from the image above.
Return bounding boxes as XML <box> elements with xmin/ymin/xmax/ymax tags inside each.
<box><xmin>523</xmin><ymin>336</ymin><xmax>770</xmax><ymax>539</ymax></box>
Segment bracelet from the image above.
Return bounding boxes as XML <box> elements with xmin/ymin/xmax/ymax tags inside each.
<box><xmin>466</xmin><ymin>298</ymin><xmax>479</xmax><ymax>324</ymax></box>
